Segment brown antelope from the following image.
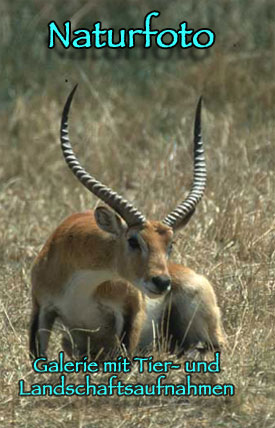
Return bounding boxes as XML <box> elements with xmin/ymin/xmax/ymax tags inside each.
<box><xmin>29</xmin><ymin>86</ymin><xmax>225</xmax><ymax>360</ymax></box>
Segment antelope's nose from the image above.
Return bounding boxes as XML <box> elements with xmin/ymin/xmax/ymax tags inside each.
<box><xmin>152</xmin><ymin>275</ymin><xmax>171</xmax><ymax>293</ymax></box>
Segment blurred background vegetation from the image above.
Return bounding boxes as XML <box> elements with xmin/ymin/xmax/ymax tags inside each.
<box><xmin>1</xmin><ymin>0</ymin><xmax>275</xmax><ymax>105</ymax></box>
<box><xmin>1</xmin><ymin>0</ymin><xmax>274</xmax><ymax>186</ymax></box>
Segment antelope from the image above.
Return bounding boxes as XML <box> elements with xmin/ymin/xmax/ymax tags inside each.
<box><xmin>29</xmin><ymin>86</ymin><xmax>225</xmax><ymax>360</ymax></box>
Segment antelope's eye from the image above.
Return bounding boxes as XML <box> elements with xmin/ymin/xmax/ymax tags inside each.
<box><xmin>128</xmin><ymin>236</ymin><xmax>140</xmax><ymax>250</ymax></box>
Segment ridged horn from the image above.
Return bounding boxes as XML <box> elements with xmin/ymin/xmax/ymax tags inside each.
<box><xmin>162</xmin><ymin>97</ymin><xmax>206</xmax><ymax>229</ymax></box>
<box><xmin>60</xmin><ymin>85</ymin><xmax>146</xmax><ymax>228</ymax></box>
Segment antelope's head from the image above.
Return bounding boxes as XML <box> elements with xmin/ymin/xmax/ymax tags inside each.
<box><xmin>60</xmin><ymin>86</ymin><xmax>206</xmax><ymax>298</ymax></box>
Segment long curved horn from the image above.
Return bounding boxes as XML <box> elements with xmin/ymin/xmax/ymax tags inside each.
<box><xmin>60</xmin><ymin>85</ymin><xmax>146</xmax><ymax>228</ymax></box>
<box><xmin>162</xmin><ymin>97</ymin><xmax>206</xmax><ymax>229</ymax></box>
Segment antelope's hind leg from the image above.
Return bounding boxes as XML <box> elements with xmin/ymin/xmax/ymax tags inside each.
<box><xmin>61</xmin><ymin>330</ymin><xmax>91</xmax><ymax>359</ymax></box>
<box><xmin>29</xmin><ymin>301</ymin><xmax>57</xmax><ymax>359</ymax></box>
<box><xmin>166</xmin><ymin>264</ymin><xmax>226</xmax><ymax>355</ymax></box>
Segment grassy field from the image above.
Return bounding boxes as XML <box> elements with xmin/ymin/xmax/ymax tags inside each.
<box><xmin>1</xmin><ymin>1</ymin><xmax>275</xmax><ymax>427</ymax></box>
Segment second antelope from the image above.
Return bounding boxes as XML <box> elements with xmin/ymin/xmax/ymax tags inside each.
<box><xmin>30</xmin><ymin>86</ymin><xmax>225</xmax><ymax>359</ymax></box>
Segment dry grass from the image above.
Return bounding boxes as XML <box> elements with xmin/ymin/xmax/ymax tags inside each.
<box><xmin>1</xmin><ymin>1</ymin><xmax>275</xmax><ymax>427</ymax></box>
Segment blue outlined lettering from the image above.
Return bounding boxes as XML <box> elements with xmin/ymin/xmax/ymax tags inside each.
<box><xmin>156</xmin><ymin>29</ymin><xmax>178</xmax><ymax>49</ymax></box>
<box><xmin>211</xmin><ymin>384</ymin><xmax>223</xmax><ymax>395</ymax></box>
<box><xmin>18</xmin><ymin>380</ymin><xmax>31</xmax><ymax>395</ymax></box>
<box><xmin>48</xmin><ymin>21</ymin><xmax>70</xmax><ymax>49</ymax></box>
<box><xmin>185</xmin><ymin>352</ymin><xmax>220</xmax><ymax>373</ymax></box>
<box><xmin>65</xmin><ymin>384</ymin><xmax>75</xmax><ymax>395</ymax></box>
<box><xmin>21</xmin><ymin>353</ymin><xmax>234</xmax><ymax>397</ymax></box>
<box><xmin>178</xmin><ymin>22</ymin><xmax>193</xmax><ymax>48</ymax></box>
<box><xmin>133</xmin><ymin>356</ymin><xmax>180</xmax><ymax>373</ymax></box>
<box><xmin>133</xmin><ymin>356</ymin><xmax>148</xmax><ymax>373</ymax></box>
<box><xmin>32</xmin><ymin>357</ymin><xmax>47</xmax><ymax>373</ymax></box>
<box><xmin>222</xmin><ymin>384</ymin><xmax>235</xmax><ymax>396</ymax></box>
<box><xmin>102</xmin><ymin>357</ymin><xmax>131</xmax><ymax>373</ymax></box>
<box><xmin>32</xmin><ymin>352</ymin><xmax>99</xmax><ymax>373</ymax></box>
<box><xmin>47</xmin><ymin>13</ymin><xmax>215</xmax><ymax>51</ymax></box>
<box><xmin>72</xmin><ymin>29</ymin><xmax>91</xmax><ymax>48</ymax></box>
<box><xmin>143</xmin><ymin>11</ymin><xmax>159</xmax><ymax>48</ymax></box>
<box><xmin>18</xmin><ymin>373</ymin><xmax>235</xmax><ymax>397</ymax></box>
<box><xmin>91</xmin><ymin>22</ymin><xmax>107</xmax><ymax>48</ymax></box>
<box><xmin>107</xmin><ymin>29</ymin><xmax>127</xmax><ymax>48</ymax></box>
<box><xmin>128</xmin><ymin>29</ymin><xmax>144</xmax><ymax>48</ymax></box>
<box><xmin>192</xmin><ymin>28</ymin><xmax>215</xmax><ymax>48</ymax></box>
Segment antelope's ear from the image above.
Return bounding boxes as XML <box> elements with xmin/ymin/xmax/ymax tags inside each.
<box><xmin>94</xmin><ymin>207</ymin><xmax>126</xmax><ymax>236</ymax></box>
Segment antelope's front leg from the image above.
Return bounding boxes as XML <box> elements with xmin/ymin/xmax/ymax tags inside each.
<box><xmin>121</xmin><ymin>302</ymin><xmax>146</xmax><ymax>355</ymax></box>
